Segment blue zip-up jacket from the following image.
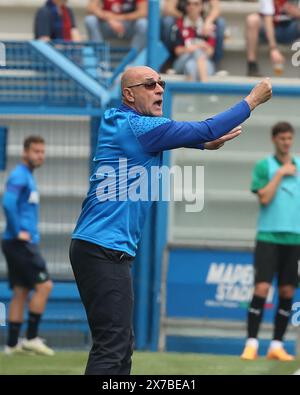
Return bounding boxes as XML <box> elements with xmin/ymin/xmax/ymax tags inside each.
<box><xmin>73</xmin><ymin>101</ymin><xmax>251</xmax><ymax>256</ymax></box>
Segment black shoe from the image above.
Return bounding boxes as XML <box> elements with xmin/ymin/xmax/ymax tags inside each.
<box><xmin>247</xmin><ymin>62</ymin><xmax>262</xmax><ymax>77</ymax></box>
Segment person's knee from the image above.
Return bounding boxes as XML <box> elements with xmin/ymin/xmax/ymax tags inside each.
<box><xmin>254</xmin><ymin>282</ymin><xmax>270</xmax><ymax>298</ymax></box>
<box><xmin>197</xmin><ymin>54</ymin><xmax>207</xmax><ymax>62</ymax></box>
<box><xmin>85</xmin><ymin>14</ymin><xmax>99</xmax><ymax>30</ymax></box>
<box><xmin>279</xmin><ymin>285</ymin><xmax>295</xmax><ymax>299</ymax></box>
<box><xmin>185</xmin><ymin>62</ymin><xmax>198</xmax><ymax>80</ymax></box>
<box><xmin>36</xmin><ymin>280</ymin><xmax>53</xmax><ymax>296</ymax></box>
<box><xmin>246</xmin><ymin>13</ymin><xmax>260</xmax><ymax>29</ymax></box>
<box><xmin>194</xmin><ymin>48</ymin><xmax>205</xmax><ymax>60</ymax></box>
<box><xmin>44</xmin><ymin>280</ymin><xmax>53</xmax><ymax>294</ymax></box>
<box><xmin>134</xmin><ymin>18</ymin><xmax>147</xmax><ymax>34</ymax></box>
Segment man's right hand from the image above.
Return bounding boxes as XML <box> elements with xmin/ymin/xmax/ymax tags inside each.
<box><xmin>270</xmin><ymin>48</ymin><xmax>285</xmax><ymax>66</ymax></box>
<box><xmin>278</xmin><ymin>163</ymin><xmax>297</xmax><ymax>177</ymax></box>
<box><xmin>245</xmin><ymin>78</ymin><xmax>272</xmax><ymax>111</ymax></box>
<box><xmin>18</xmin><ymin>231</ymin><xmax>31</xmax><ymax>241</ymax></box>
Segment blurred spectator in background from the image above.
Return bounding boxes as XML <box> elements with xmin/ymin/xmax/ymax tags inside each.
<box><xmin>85</xmin><ymin>0</ymin><xmax>147</xmax><ymax>52</ymax></box>
<box><xmin>241</xmin><ymin>122</ymin><xmax>299</xmax><ymax>361</ymax></box>
<box><xmin>246</xmin><ymin>0</ymin><xmax>300</xmax><ymax>77</ymax></box>
<box><xmin>172</xmin><ymin>0</ymin><xmax>216</xmax><ymax>81</ymax></box>
<box><xmin>162</xmin><ymin>0</ymin><xmax>225</xmax><ymax>66</ymax></box>
<box><xmin>34</xmin><ymin>0</ymin><xmax>81</xmax><ymax>41</ymax></box>
<box><xmin>2</xmin><ymin>136</ymin><xmax>54</xmax><ymax>357</ymax></box>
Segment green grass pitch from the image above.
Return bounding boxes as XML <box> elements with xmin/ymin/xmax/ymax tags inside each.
<box><xmin>0</xmin><ymin>351</ymin><xmax>299</xmax><ymax>375</ymax></box>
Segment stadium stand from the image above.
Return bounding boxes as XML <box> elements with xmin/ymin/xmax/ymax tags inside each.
<box><xmin>1</xmin><ymin>0</ymin><xmax>300</xmax><ymax>78</ymax></box>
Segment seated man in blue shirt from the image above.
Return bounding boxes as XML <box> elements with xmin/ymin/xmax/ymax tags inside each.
<box><xmin>69</xmin><ymin>66</ymin><xmax>272</xmax><ymax>375</ymax></box>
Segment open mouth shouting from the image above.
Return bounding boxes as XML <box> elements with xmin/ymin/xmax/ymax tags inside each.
<box><xmin>153</xmin><ymin>99</ymin><xmax>163</xmax><ymax>113</ymax></box>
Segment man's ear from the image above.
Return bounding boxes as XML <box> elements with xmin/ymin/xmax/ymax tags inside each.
<box><xmin>123</xmin><ymin>88</ymin><xmax>135</xmax><ymax>103</ymax></box>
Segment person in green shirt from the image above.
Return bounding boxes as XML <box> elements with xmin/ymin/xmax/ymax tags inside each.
<box><xmin>241</xmin><ymin>121</ymin><xmax>300</xmax><ymax>361</ymax></box>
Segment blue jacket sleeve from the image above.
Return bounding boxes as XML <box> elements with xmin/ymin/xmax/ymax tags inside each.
<box><xmin>2</xmin><ymin>176</ymin><xmax>26</xmax><ymax>237</ymax></box>
<box><xmin>135</xmin><ymin>100</ymin><xmax>250</xmax><ymax>153</ymax></box>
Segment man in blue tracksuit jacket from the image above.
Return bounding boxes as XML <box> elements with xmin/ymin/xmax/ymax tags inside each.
<box><xmin>2</xmin><ymin>136</ymin><xmax>54</xmax><ymax>356</ymax></box>
<box><xmin>69</xmin><ymin>65</ymin><xmax>272</xmax><ymax>375</ymax></box>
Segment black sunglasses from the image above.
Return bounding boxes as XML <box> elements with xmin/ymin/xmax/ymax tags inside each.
<box><xmin>127</xmin><ymin>80</ymin><xmax>166</xmax><ymax>90</ymax></box>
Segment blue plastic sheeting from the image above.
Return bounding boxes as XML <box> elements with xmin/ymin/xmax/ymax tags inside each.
<box><xmin>0</xmin><ymin>127</ymin><xmax>7</xmax><ymax>171</ymax></box>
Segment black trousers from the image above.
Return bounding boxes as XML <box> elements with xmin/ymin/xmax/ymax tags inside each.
<box><xmin>69</xmin><ymin>239</ymin><xmax>135</xmax><ymax>375</ymax></box>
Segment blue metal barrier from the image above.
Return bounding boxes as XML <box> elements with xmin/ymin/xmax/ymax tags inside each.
<box><xmin>51</xmin><ymin>41</ymin><xmax>135</xmax><ymax>88</ymax></box>
<box><xmin>31</xmin><ymin>41</ymin><xmax>110</xmax><ymax>106</ymax></box>
<box><xmin>50</xmin><ymin>41</ymin><xmax>111</xmax><ymax>87</ymax></box>
<box><xmin>0</xmin><ymin>41</ymin><xmax>105</xmax><ymax>111</ymax></box>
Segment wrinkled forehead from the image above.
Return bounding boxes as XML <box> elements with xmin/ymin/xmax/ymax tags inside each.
<box><xmin>136</xmin><ymin>72</ymin><xmax>161</xmax><ymax>83</ymax></box>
